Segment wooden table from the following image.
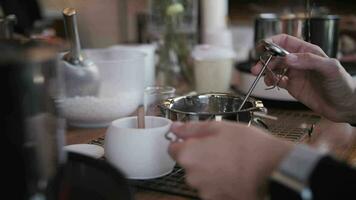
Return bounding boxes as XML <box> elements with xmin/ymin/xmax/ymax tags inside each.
<box><xmin>66</xmin><ymin>114</ymin><xmax>356</xmax><ymax>200</ymax></box>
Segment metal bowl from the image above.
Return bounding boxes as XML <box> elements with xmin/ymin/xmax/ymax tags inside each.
<box><xmin>160</xmin><ymin>93</ymin><xmax>265</xmax><ymax>123</ymax></box>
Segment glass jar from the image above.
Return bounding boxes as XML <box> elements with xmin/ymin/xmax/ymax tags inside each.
<box><xmin>58</xmin><ymin>48</ymin><xmax>146</xmax><ymax>128</ymax></box>
<box><xmin>144</xmin><ymin>86</ymin><xmax>176</xmax><ymax>116</ymax></box>
<box><xmin>149</xmin><ymin>0</ymin><xmax>198</xmax><ymax>94</ymax></box>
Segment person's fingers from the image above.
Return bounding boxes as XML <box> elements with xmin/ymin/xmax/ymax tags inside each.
<box><xmin>251</xmin><ymin>62</ymin><xmax>263</xmax><ymax>76</ymax></box>
<box><xmin>265</xmin><ymin>57</ymin><xmax>285</xmax><ymax>71</ymax></box>
<box><xmin>284</xmin><ymin>53</ymin><xmax>340</xmax><ymax>75</ymax></box>
<box><xmin>253</xmin><ymin>34</ymin><xmax>331</xmax><ymax>77</ymax></box>
<box><xmin>255</xmin><ymin>52</ymin><xmax>339</xmax><ymax>77</ymax></box>
<box><xmin>168</xmin><ymin>141</ymin><xmax>185</xmax><ymax>160</ymax></box>
<box><xmin>170</xmin><ymin>121</ymin><xmax>219</xmax><ymax>140</ymax></box>
<box><xmin>264</xmin><ymin>70</ymin><xmax>276</xmax><ymax>86</ymax></box>
<box><xmin>276</xmin><ymin>76</ymin><xmax>289</xmax><ymax>89</ymax></box>
<box><xmin>251</xmin><ymin>57</ymin><xmax>284</xmax><ymax>76</ymax></box>
<box><xmin>268</xmin><ymin>34</ymin><xmax>328</xmax><ymax>57</ymax></box>
<box><xmin>168</xmin><ymin>138</ymin><xmax>200</xmax><ymax>162</ymax></box>
<box><xmin>339</xmin><ymin>54</ymin><xmax>356</xmax><ymax>62</ymax></box>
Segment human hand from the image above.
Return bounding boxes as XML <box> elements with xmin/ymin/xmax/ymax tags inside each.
<box><xmin>310</xmin><ymin>121</ymin><xmax>356</xmax><ymax>160</ymax></box>
<box><xmin>169</xmin><ymin>121</ymin><xmax>293</xmax><ymax>200</ymax></box>
<box><xmin>251</xmin><ymin>34</ymin><xmax>356</xmax><ymax>123</ymax></box>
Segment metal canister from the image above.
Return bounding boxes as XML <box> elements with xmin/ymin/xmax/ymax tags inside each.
<box><xmin>254</xmin><ymin>13</ymin><xmax>339</xmax><ymax>58</ymax></box>
<box><xmin>309</xmin><ymin>15</ymin><xmax>339</xmax><ymax>58</ymax></box>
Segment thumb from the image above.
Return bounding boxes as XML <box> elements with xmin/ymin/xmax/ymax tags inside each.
<box><xmin>170</xmin><ymin>121</ymin><xmax>219</xmax><ymax>140</ymax></box>
<box><xmin>285</xmin><ymin>53</ymin><xmax>339</xmax><ymax>74</ymax></box>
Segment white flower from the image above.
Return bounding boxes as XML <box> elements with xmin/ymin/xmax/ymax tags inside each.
<box><xmin>166</xmin><ymin>3</ymin><xmax>184</xmax><ymax>16</ymax></box>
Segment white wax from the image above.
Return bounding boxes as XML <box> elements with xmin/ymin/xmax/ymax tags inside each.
<box><xmin>194</xmin><ymin>59</ymin><xmax>234</xmax><ymax>93</ymax></box>
<box><xmin>202</xmin><ymin>0</ymin><xmax>228</xmax><ymax>41</ymax></box>
<box><xmin>192</xmin><ymin>44</ymin><xmax>236</xmax><ymax>61</ymax></box>
<box><xmin>192</xmin><ymin>44</ymin><xmax>235</xmax><ymax>93</ymax></box>
<box><xmin>204</xmin><ymin>28</ymin><xmax>234</xmax><ymax>50</ymax></box>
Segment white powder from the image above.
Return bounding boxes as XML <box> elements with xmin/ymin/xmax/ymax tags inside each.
<box><xmin>58</xmin><ymin>92</ymin><xmax>141</xmax><ymax>128</ymax></box>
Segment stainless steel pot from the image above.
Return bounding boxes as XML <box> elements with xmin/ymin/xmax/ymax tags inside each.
<box><xmin>254</xmin><ymin>13</ymin><xmax>339</xmax><ymax>58</ymax></box>
<box><xmin>160</xmin><ymin>93</ymin><xmax>265</xmax><ymax>123</ymax></box>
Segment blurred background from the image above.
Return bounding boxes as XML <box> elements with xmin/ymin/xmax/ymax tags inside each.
<box><xmin>2</xmin><ymin>0</ymin><xmax>356</xmax><ymax>101</ymax></box>
<box><xmin>2</xmin><ymin>1</ymin><xmax>356</xmax><ymax>199</ymax></box>
<box><xmin>1</xmin><ymin>0</ymin><xmax>355</xmax><ymax>57</ymax></box>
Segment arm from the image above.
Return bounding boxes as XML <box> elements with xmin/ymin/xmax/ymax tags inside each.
<box><xmin>251</xmin><ymin>34</ymin><xmax>356</xmax><ymax>123</ymax></box>
<box><xmin>169</xmin><ymin>121</ymin><xmax>294</xmax><ymax>200</ymax></box>
<box><xmin>310</xmin><ymin>156</ymin><xmax>356</xmax><ymax>199</ymax></box>
<box><xmin>269</xmin><ymin>144</ymin><xmax>356</xmax><ymax>200</ymax></box>
<box><xmin>169</xmin><ymin>121</ymin><xmax>356</xmax><ymax>200</ymax></box>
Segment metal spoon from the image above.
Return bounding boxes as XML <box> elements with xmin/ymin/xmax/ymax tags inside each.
<box><xmin>61</xmin><ymin>8</ymin><xmax>100</xmax><ymax>97</ymax></box>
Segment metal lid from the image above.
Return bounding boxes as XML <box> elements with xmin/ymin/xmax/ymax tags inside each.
<box><xmin>262</xmin><ymin>40</ymin><xmax>290</xmax><ymax>56</ymax></box>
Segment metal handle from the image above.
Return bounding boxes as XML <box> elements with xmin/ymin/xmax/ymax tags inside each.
<box><xmin>238</xmin><ymin>55</ymin><xmax>273</xmax><ymax>111</ymax></box>
<box><xmin>63</xmin><ymin>8</ymin><xmax>83</xmax><ymax>65</ymax></box>
<box><xmin>262</xmin><ymin>39</ymin><xmax>290</xmax><ymax>56</ymax></box>
<box><xmin>0</xmin><ymin>14</ymin><xmax>17</xmax><ymax>39</ymax></box>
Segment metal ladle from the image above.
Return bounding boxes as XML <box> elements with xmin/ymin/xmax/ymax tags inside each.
<box><xmin>238</xmin><ymin>40</ymin><xmax>290</xmax><ymax>111</ymax></box>
<box><xmin>62</xmin><ymin>8</ymin><xmax>100</xmax><ymax>97</ymax></box>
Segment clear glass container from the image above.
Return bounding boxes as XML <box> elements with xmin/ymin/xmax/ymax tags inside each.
<box><xmin>58</xmin><ymin>48</ymin><xmax>146</xmax><ymax>128</ymax></box>
<box><xmin>149</xmin><ymin>0</ymin><xmax>198</xmax><ymax>35</ymax></box>
<box><xmin>144</xmin><ymin>86</ymin><xmax>176</xmax><ymax>116</ymax></box>
<box><xmin>149</xmin><ymin>0</ymin><xmax>198</xmax><ymax>94</ymax></box>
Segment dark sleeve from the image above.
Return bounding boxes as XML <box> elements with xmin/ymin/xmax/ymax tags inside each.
<box><xmin>0</xmin><ymin>0</ymin><xmax>42</xmax><ymax>34</ymax></box>
<box><xmin>310</xmin><ymin>156</ymin><xmax>356</xmax><ymax>199</ymax></box>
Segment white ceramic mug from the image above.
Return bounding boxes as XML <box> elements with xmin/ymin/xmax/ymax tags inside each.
<box><xmin>104</xmin><ymin>116</ymin><xmax>175</xmax><ymax>179</ymax></box>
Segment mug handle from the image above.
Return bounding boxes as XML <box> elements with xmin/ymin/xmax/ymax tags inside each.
<box><xmin>165</xmin><ymin>132</ymin><xmax>180</xmax><ymax>142</ymax></box>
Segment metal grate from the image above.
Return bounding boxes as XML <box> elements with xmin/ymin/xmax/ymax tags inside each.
<box><xmin>88</xmin><ymin>137</ymin><xmax>198</xmax><ymax>198</ymax></box>
<box><xmin>89</xmin><ymin>136</ymin><xmax>105</xmax><ymax>146</ymax></box>
<box><xmin>89</xmin><ymin>109</ymin><xmax>320</xmax><ymax>199</ymax></box>
<box><xmin>266</xmin><ymin>109</ymin><xmax>320</xmax><ymax>142</ymax></box>
<box><xmin>130</xmin><ymin>166</ymin><xmax>198</xmax><ymax>199</ymax></box>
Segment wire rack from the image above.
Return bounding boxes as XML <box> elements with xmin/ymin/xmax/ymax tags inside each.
<box><xmin>266</xmin><ymin>109</ymin><xmax>320</xmax><ymax>142</ymax></box>
<box><xmin>89</xmin><ymin>109</ymin><xmax>320</xmax><ymax>199</ymax></box>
